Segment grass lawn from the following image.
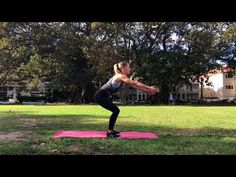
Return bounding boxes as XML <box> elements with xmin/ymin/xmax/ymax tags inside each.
<box><xmin>0</xmin><ymin>105</ymin><xmax>236</xmax><ymax>155</ymax></box>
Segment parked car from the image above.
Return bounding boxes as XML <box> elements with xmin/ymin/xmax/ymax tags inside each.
<box><xmin>201</xmin><ymin>97</ymin><xmax>220</xmax><ymax>103</ymax></box>
<box><xmin>226</xmin><ymin>98</ymin><xmax>236</xmax><ymax>103</ymax></box>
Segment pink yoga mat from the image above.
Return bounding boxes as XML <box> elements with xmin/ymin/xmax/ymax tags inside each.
<box><xmin>53</xmin><ymin>130</ymin><xmax>159</xmax><ymax>139</ymax></box>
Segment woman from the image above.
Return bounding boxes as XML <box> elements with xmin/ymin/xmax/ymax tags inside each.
<box><xmin>94</xmin><ymin>61</ymin><xmax>159</xmax><ymax>138</ymax></box>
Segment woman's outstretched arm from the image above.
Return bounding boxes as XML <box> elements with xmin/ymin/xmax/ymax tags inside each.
<box><xmin>117</xmin><ymin>74</ymin><xmax>159</xmax><ymax>95</ymax></box>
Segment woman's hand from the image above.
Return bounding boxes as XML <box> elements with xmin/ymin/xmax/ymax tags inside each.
<box><xmin>147</xmin><ymin>86</ymin><xmax>159</xmax><ymax>95</ymax></box>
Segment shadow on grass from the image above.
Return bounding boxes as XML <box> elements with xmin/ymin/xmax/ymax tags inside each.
<box><xmin>1</xmin><ymin>111</ymin><xmax>236</xmax><ymax>136</ymax></box>
<box><xmin>1</xmin><ymin>112</ymin><xmax>236</xmax><ymax>155</ymax></box>
<box><xmin>0</xmin><ymin>113</ymin><xmax>107</xmax><ymax>132</ymax></box>
<box><xmin>0</xmin><ymin>112</ymin><xmax>102</xmax><ymax>118</ymax></box>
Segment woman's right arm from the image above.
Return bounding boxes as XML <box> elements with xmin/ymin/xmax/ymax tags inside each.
<box><xmin>117</xmin><ymin>74</ymin><xmax>158</xmax><ymax>94</ymax></box>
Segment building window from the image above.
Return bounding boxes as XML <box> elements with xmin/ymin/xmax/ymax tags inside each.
<box><xmin>8</xmin><ymin>87</ymin><xmax>14</xmax><ymax>91</ymax></box>
<box><xmin>193</xmin><ymin>84</ymin><xmax>199</xmax><ymax>90</ymax></box>
<box><xmin>187</xmin><ymin>93</ymin><xmax>198</xmax><ymax>101</ymax></box>
<box><xmin>0</xmin><ymin>87</ymin><xmax>7</xmax><ymax>92</ymax></box>
<box><xmin>142</xmin><ymin>94</ymin><xmax>145</xmax><ymax>100</ymax></box>
<box><xmin>129</xmin><ymin>95</ymin><xmax>132</xmax><ymax>100</ymax></box>
<box><xmin>190</xmin><ymin>86</ymin><xmax>193</xmax><ymax>91</ymax></box>
<box><xmin>225</xmin><ymin>74</ymin><xmax>233</xmax><ymax>78</ymax></box>
<box><xmin>139</xmin><ymin>94</ymin><xmax>141</xmax><ymax>100</ymax></box>
<box><xmin>182</xmin><ymin>94</ymin><xmax>185</xmax><ymax>100</ymax></box>
<box><xmin>225</xmin><ymin>85</ymin><xmax>233</xmax><ymax>89</ymax></box>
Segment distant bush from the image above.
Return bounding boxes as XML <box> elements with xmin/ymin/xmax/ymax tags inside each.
<box><xmin>18</xmin><ymin>96</ymin><xmax>46</xmax><ymax>103</ymax></box>
<box><xmin>0</xmin><ymin>95</ymin><xmax>8</xmax><ymax>101</ymax></box>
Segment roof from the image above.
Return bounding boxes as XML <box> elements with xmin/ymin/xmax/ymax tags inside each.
<box><xmin>208</xmin><ymin>66</ymin><xmax>234</xmax><ymax>76</ymax></box>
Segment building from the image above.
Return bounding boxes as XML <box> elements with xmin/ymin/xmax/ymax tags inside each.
<box><xmin>112</xmin><ymin>76</ymin><xmax>150</xmax><ymax>104</ymax></box>
<box><xmin>0</xmin><ymin>81</ymin><xmax>47</xmax><ymax>103</ymax></box>
<box><xmin>177</xmin><ymin>82</ymin><xmax>200</xmax><ymax>102</ymax></box>
<box><xmin>177</xmin><ymin>66</ymin><xmax>236</xmax><ymax>102</ymax></box>
<box><xmin>126</xmin><ymin>87</ymin><xmax>148</xmax><ymax>103</ymax></box>
<box><xmin>2</xmin><ymin>66</ymin><xmax>234</xmax><ymax>104</ymax></box>
<box><xmin>202</xmin><ymin>67</ymin><xmax>236</xmax><ymax>100</ymax></box>
<box><xmin>114</xmin><ymin>86</ymin><xmax>149</xmax><ymax>104</ymax></box>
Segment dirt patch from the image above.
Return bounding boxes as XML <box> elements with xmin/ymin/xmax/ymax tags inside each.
<box><xmin>20</xmin><ymin>122</ymin><xmax>37</xmax><ymax>127</ymax></box>
<box><xmin>0</xmin><ymin>131</ymin><xmax>33</xmax><ymax>141</ymax></box>
<box><xmin>64</xmin><ymin>145</ymin><xmax>81</xmax><ymax>153</ymax></box>
<box><xmin>20</xmin><ymin>120</ymin><xmax>77</xmax><ymax>127</ymax></box>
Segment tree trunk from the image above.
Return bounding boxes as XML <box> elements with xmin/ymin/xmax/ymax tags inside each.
<box><xmin>159</xmin><ymin>83</ymin><xmax>170</xmax><ymax>104</ymax></box>
<box><xmin>200</xmin><ymin>82</ymin><xmax>203</xmax><ymax>99</ymax></box>
<box><xmin>200</xmin><ymin>77</ymin><xmax>204</xmax><ymax>99</ymax></box>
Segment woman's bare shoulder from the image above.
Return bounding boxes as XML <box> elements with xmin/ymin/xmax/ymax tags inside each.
<box><xmin>115</xmin><ymin>74</ymin><xmax>133</xmax><ymax>83</ymax></box>
<box><xmin>114</xmin><ymin>74</ymin><xmax>128</xmax><ymax>81</ymax></box>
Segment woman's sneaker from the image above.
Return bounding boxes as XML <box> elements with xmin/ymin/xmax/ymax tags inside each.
<box><xmin>112</xmin><ymin>129</ymin><xmax>120</xmax><ymax>134</ymax></box>
<box><xmin>107</xmin><ymin>131</ymin><xmax>120</xmax><ymax>138</ymax></box>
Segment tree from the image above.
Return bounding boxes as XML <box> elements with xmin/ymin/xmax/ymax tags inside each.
<box><xmin>0</xmin><ymin>22</ymin><xmax>95</xmax><ymax>103</ymax></box>
<box><xmin>1</xmin><ymin>22</ymin><xmax>236</xmax><ymax>104</ymax></box>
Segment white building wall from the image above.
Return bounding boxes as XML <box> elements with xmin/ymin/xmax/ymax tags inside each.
<box><xmin>201</xmin><ymin>72</ymin><xmax>236</xmax><ymax>99</ymax></box>
<box><xmin>203</xmin><ymin>73</ymin><xmax>224</xmax><ymax>98</ymax></box>
<box><xmin>223</xmin><ymin>73</ymin><xmax>236</xmax><ymax>98</ymax></box>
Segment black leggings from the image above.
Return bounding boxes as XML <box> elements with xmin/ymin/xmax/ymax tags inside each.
<box><xmin>94</xmin><ymin>89</ymin><xmax>120</xmax><ymax>130</ymax></box>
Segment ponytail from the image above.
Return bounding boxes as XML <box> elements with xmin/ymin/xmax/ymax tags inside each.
<box><xmin>113</xmin><ymin>61</ymin><xmax>129</xmax><ymax>74</ymax></box>
<box><xmin>114</xmin><ymin>63</ymin><xmax>121</xmax><ymax>74</ymax></box>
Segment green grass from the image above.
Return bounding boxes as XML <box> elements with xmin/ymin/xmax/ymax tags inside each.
<box><xmin>0</xmin><ymin>105</ymin><xmax>236</xmax><ymax>155</ymax></box>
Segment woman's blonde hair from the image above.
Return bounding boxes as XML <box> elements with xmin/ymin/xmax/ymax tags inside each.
<box><xmin>113</xmin><ymin>61</ymin><xmax>129</xmax><ymax>74</ymax></box>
